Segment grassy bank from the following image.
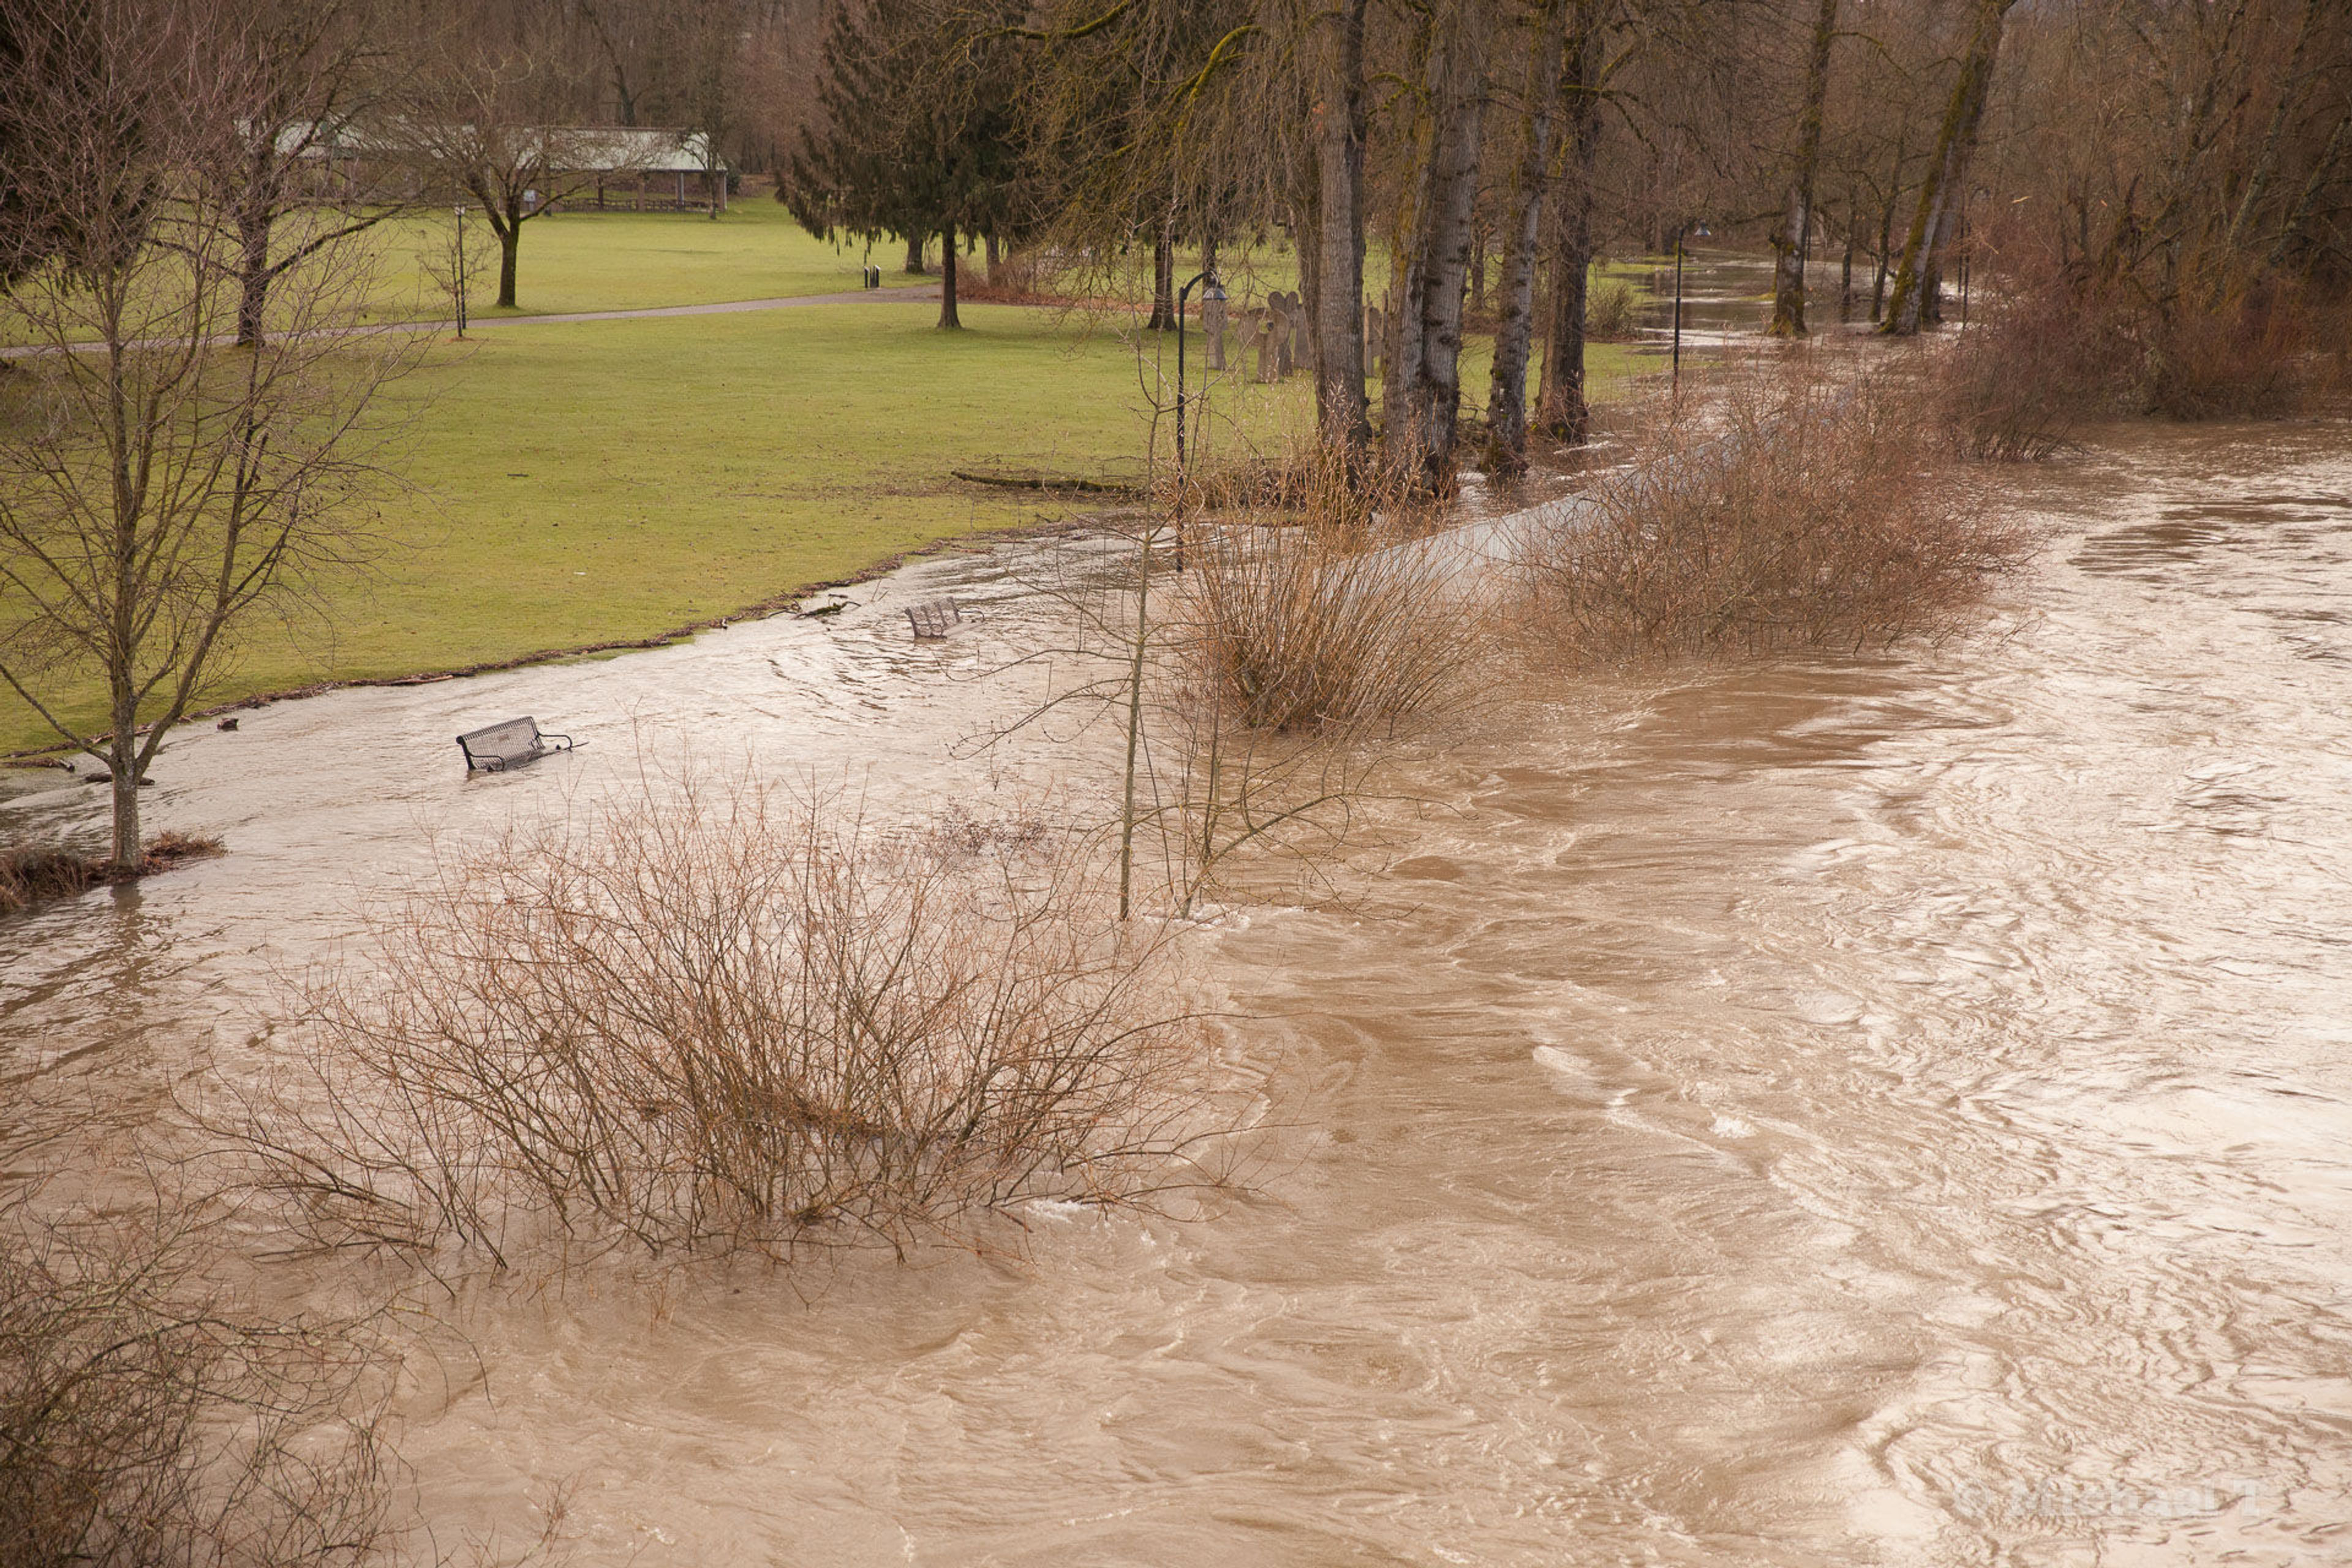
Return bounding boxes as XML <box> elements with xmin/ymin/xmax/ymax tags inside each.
<box><xmin>0</xmin><ymin>296</ymin><xmax>1642</xmax><ymax>756</ymax></box>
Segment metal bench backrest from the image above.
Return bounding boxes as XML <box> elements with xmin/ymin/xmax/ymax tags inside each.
<box><xmin>907</xmin><ymin>598</ymin><xmax>961</xmax><ymax>639</ymax></box>
<box><xmin>457</xmin><ymin>716</ymin><xmax>546</xmax><ymax>771</ymax></box>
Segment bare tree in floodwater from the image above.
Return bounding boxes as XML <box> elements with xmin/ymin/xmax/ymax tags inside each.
<box><xmin>1392</xmin><ymin>2</ymin><xmax>1490</xmax><ymax>489</ymax></box>
<box><xmin>0</xmin><ymin>0</ymin><xmax>412</xmax><ymax>872</ymax></box>
<box><xmin>1882</xmin><ymin>0</ymin><xmax>2016</xmax><ymax>336</ymax></box>
<box><xmin>1767</xmin><ymin>0</ymin><xmax>1839</xmax><ymax>337</ymax></box>
<box><xmin>1534</xmin><ymin>1</ymin><xmax>1607</xmax><ymax>445</ymax></box>
<box><xmin>1485</xmin><ymin>0</ymin><xmax>1571</xmax><ymax>475</ymax></box>
<box><xmin>1311</xmin><ymin>0</ymin><xmax>1373</xmax><ymax>457</ymax></box>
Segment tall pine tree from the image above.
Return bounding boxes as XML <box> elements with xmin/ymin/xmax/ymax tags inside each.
<box><xmin>782</xmin><ymin>0</ymin><xmax>1029</xmax><ymax>328</ymax></box>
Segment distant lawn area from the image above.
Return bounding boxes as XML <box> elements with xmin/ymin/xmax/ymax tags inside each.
<box><xmin>381</xmin><ymin>197</ymin><xmax>920</xmax><ymax>320</ymax></box>
<box><xmin>0</xmin><ymin>297</ymin><xmax>1644</xmax><ymax>755</ymax></box>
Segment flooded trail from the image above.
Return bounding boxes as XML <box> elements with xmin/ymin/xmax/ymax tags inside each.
<box><xmin>5</xmin><ymin>420</ymin><xmax>2351</xmax><ymax>1564</ymax></box>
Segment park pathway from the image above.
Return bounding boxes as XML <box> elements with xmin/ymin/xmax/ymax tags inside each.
<box><xmin>449</xmin><ymin>281</ymin><xmax>940</xmax><ymax>330</ymax></box>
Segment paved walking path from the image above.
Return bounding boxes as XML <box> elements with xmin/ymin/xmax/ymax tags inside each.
<box><xmin>451</xmin><ymin>283</ymin><xmax>940</xmax><ymax>330</ymax></box>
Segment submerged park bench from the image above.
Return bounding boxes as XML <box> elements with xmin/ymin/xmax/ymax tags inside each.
<box><xmin>456</xmin><ymin>716</ymin><xmax>575</xmax><ymax>772</ymax></box>
<box><xmin>906</xmin><ymin>598</ymin><xmax>961</xmax><ymax>639</ymax></box>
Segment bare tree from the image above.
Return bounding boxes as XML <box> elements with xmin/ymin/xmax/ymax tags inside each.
<box><xmin>1309</xmin><ymin>0</ymin><xmax>1374</xmax><ymax>457</ymax></box>
<box><xmin>1388</xmin><ymin>1</ymin><xmax>1492</xmax><ymax>491</ymax></box>
<box><xmin>0</xmin><ymin>0</ymin><xmax>414</xmax><ymax>871</ymax></box>
<box><xmin>1882</xmin><ymin>0</ymin><xmax>2017</xmax><ymax>334</ymax></box>
<box><xmin>1532</xmin><ymin>0</ymin><xmax>1610</xmax><ymax>445</ymax></box>
<box><xmin>206</xmin><ymin>0</ymin><xmax>408</xmax><ymax>348</ymax></box>
<box><xmin>398</xmin><ymin>3</ymin><xmax>636</xmax><ymax>309</ymax></box>
<box><xmin>1485</xmin><ymin>0</ymin><xmax>1572</xmax><ymax>475</ymax></box>
<box><xmin>1766</xmin><ymin>0</ymin><xmax>1840</xmax><ymax>336</ymax></box>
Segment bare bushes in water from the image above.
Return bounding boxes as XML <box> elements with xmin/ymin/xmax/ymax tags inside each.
<box><xmin>1947</xmin><ymin>244</ymin><xmax>2349</xmax><ymax>450</ymax></box>
<box><xmin>0</xmin><ymin>1202</ymin><xmax>395</xmax><ymax>1567</ymax></box>
<box><xmin>1941</xmin><ymin>277</ymin><xmax>2127</xmax><ymax>461</ymax></box>
<box><xmin>1516</xmin><ymin>359</ymin><xmax>2035</xmax><ymax>662</ymax></box>
<box><xmin>997</xmin><ymin>443</ymin><xmax>1483</xmax><ymax>914</ymax></box>
<box><xmin>1183</xmin><ymin>450</ymin><xmax>1474</xmax><ymax>736</ymax></box>
<box><xmin>227</xmin><ymin>782</ymin><xmax>1226</xmax><ymax>1267</ymax></box>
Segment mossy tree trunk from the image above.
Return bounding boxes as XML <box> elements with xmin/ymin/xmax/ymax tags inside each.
<box><xmin>1768</xmin><ymin>0</ymin><xmax>1840</xmax><ymax>337</ymax></box>
<box><xmin>1883</xmin><ymin>0</ymin><xmax>2015</xmax><ymax>336</ymax></box>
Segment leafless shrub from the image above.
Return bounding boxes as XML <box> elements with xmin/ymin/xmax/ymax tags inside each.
<box><xmin>1517</xmin><ymin>357</ymin><xmax>2037</xmax><ymax>662</ymax></box>
<box><xmin>2138</xmin><ymin>281</ymin><xmax>2328</xmax><ymax>420</ymax></box>
<box><xmin>1584</xmin><ymin>276</ymin><xmax>1642</xmax><ymax>342</ymax></box>
<box><xmin>225</xmin><ymin>779</ymin><xmax>1229</xmax><ymax>1268</ymax></box>
<box><xmin>1174</xmin><ymin>437</ymin><xmax>1474</xmax><ymax>736</ymax></box>
<box><xmin>0</xmin><ymin>1200</ymin><xmax>396</xmax><ymax>1567</ymax></box>
<box><xmin>1182</xmin><ymin>519</ymin><xmax>1473</xmax><ymax>734</ymax></box>
<box><xmin>1942</xmin><ymin>278</ymin><xmax>2122</xmax><ymax>460</ymax></box>
<box><xmin>0</xmin><ymin>845</ymin><xmax>100</xmax><ymax>914</ymax></box>
<box><xmin>1951</xmin><ymin>246</ymin><xmax>2345</xmax><ymax>442</ymax></box>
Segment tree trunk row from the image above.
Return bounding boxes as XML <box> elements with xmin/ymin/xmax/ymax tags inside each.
<box><xmin>1483</xmin><ymin>0</ymin><xmax>1572</xmax><ymax>477</ymax></box>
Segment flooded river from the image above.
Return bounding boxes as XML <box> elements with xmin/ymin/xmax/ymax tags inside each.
<box><xmin>4</xmin><ymin>416</ymin><xmax>2350</xmax><ymax>1564</ymax></box>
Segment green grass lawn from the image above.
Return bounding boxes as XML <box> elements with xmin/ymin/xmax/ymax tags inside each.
<box><xmin>382</xmin><ymin>198</ymin><xmax>928</xmax><ymax>320</ymax></box>
<box><xmin>0</xmin><ymin>299</ymin><xmax>1643</xmax><ymax>756</ymax></box>
<box><xmin>0</xmin><ymin>200</ymin><xmax>907</xmax><ymax>348</ymax></box>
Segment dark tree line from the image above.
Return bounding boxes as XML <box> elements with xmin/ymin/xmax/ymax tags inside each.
<box><xmin>780</xmin><ymin>0</ymin><xmax>2351</xmax><ymax>486</ymax></box>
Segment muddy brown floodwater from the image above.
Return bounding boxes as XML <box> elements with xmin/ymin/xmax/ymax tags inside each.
<box><xmin>4</xmin><ymin>417</ymin><xmax>2351</xmax><ymax>1565</ymax></box>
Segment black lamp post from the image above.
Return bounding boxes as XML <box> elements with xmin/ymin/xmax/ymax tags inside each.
<box><xmin>451</xmin><ymin>203</ymin><xmax>469</xmax><ymax>338</ymax></box>
<box><xmin>1672</xmin><ymin>221</ymin><xmax>1711</xmax><ymax>396</ymax></box>
<box><xmin>1174</xmin><ymin>269</ymin><xmax>1225</xmax><ymax>482</ymax></box>
<box><xmin>1173</xmin><ymin>268</ymin><xmax>1224</xmax><ymax>569</ymax></box>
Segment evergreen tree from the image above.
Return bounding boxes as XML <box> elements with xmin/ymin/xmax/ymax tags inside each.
<box><xmin>782</xmin><ymin>0</ymin><xmax>1030</xmax><ymax>328</ymax></box>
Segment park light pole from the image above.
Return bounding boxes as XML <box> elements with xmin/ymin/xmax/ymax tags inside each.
<box><xmin>1173</xmin><ymin>267</ymin><xmax>1225</xmax><ymax>570</ymax></box>
<box><xmin>451</xmin><ymin>203</ymin><xmax>469</xmax><ymax>338</ymax></box>
<box><xmin>1672</xmin><ymin>221</ymin><xmax>1711</xmax><ymax>398</ymax></box>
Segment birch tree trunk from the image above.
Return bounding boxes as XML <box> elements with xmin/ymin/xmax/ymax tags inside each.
<box><xmin>1402</xmin><ymin>6</ymin><xmax>1490</xmax><ymax>488</ymax></box>
<box><xmin>1485</xmin><ymin>0</ymin><xmax>1570</xmax><ymax>476</ymax></box>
